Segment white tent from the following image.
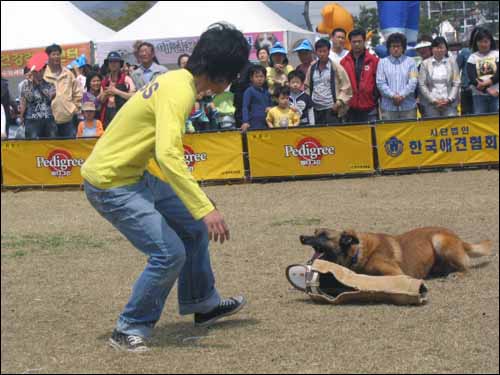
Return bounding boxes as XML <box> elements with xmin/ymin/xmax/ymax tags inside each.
<box><xmin>1</xmin><ymin>1</ymin><xmax>115</xmax><ymax>51</ymax></box>
<box><xmin>104</xmin><ymin>1</ymin><xmax>310</xmax><ymax>42</ymax></box>
<box><xmin>96</xmin><ymin>1</ymin><xmax>314</xmax><ymax>67</ymax></box>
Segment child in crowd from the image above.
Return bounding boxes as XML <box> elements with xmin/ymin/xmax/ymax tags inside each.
<box><xmin>266</xmin><ymin>85</ymin><xmax>300</xmax><ymax>128</ymax></box>
<box><xmin>190</xmin><ymin>90</ymin><xmax>217</xmax><ymax>132</ymax></box>
<box><xmin>77</xmin><ymin>102</ymin><xmax>104</xmax><ymax>138</ymax></box>
<box><xmin>213</xmin><ymin>90</ymin><xmax>236</xmax><ymax>130</ymax></box>
<box><xmin>241</xmin><ymin>65</ymin><xmax>272</xmax><ymax>132</ymax></box>
<box><xmin>288</xmin><ymin>70</ymin><xmax>315</xmax><ymax>126</ymax></box>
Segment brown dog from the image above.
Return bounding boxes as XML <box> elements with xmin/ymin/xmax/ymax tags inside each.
<box><xmin>300</xmin><ymin>227</ymin><xmax>492</xmax><ymax>279</ymax></box>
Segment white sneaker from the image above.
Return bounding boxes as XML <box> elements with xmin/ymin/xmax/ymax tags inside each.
<box><xmin>286</xmin><ymin>264</ymin><xmax>308</xmax><ymax>292</ymax></box>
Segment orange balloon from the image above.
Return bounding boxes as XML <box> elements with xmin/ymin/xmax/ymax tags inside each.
<box><xmin>317</xmin><ymin>3</ymin><xmax>354</xmax><ymax>50</ymax></box>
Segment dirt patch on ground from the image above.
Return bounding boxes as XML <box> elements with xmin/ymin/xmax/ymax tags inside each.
<box><xmin>2</xmin><ymin>170</ymin><xmax>499</xmax><ymax>374</ymax></box>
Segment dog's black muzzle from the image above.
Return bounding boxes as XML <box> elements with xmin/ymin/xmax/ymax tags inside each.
<box><xmin>300</xmin><ymin>235</ymin><xmax>318</xmax><ymax>246</ymax></box>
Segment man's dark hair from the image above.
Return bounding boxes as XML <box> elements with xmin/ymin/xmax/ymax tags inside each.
<box><xmin>248</xmin><ymin>64</ymin><xmax>267</xmax><ymax>78</ymax></box>
<box><xmin>256</xmin><ymin>46</ymin><xmax>270</xmax><ymax>57</ymax></box>
<box><xmin>349</xmin><ymin>28</ymin><xmax>366</xmax><ymax>41</ymax></box>
<box><xmin>186</xmin><ymin>23</ymin><xmax>250</xmax><ymax>83</ymax></box>
<box><xmin>468</xmin><ymin>27</ymin><xmax>485</xmax><ymax>49</ymax></box>
<box><xmin>431</xmin><ymin>36</ymin><xmax>449</xmax><ymax>50</ymax></box>
<box><xmin>332</xmin><ymin>28</ymin><xmax>347</xmax><ymax>37</ymax></box>
<box><xmin>45</xmin><ymin>44</ymin><xmax>62</xmax><ymax>55</ymax></box>
<box><xmin>386</xmin><ymin>33</ymin><xmax>407</xmax><ymax>53</ymax></box>
<box><xmin>288</xmin><ymin>70</ymin><xmax>305</xmax><ymax>83</ymax></box>
<box><xmin>472</xmin><ymin>28</ymin><xmax>496</xmax><ymax>52</ymax></box>
<box><xmin>138</xmin><ymin>42</ymin><xmax>160</xmax><ymax>64</ymax></box>
<box><xmin>138</xmin><ymin>42</ymin><xmax>155</xmax><ymax>53</ymax></box>
<box><xmin>177</xmin><ymin>53</ymin><xmax>190</xmax><ymax>67</ymax></box>
<box><xmin>315</xmin><ymin>38</ymin><xmax>331</xmax><ymax>51</ymax></box>
<box><xmin>274</xmin><ymin>84</ymin><xmax>290</xmax><ymax>98</ymax></box>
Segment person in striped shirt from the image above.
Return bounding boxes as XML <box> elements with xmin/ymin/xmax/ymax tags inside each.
<box><xmin>376</xmin><ymin>33</ymin><xmax>418</xmax><ymax>121</ymax></box>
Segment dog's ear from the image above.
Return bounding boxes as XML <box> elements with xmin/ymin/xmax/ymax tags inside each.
<box><xmin>339</xmin><ymin>230</ymin><xmax>360</xmax><ymax>250</ymax></box>
<box><xmin>314</xmin><ymin>228</ymin><xmax>329</xmax><ymax>237</ymax></box>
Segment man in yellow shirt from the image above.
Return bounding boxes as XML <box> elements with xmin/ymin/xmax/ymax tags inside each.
<box><xmin>266</xmin><ymin>86</ymin><xmax>300</xmax><ymax>128</ymax></box>
<box><xmin>81</xmin><ymin>24</ymin><xmax>250</xmax><ymax>352</ymax></box>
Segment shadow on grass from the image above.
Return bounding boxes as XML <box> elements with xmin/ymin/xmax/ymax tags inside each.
<box><xmin>97</xmin><ymin>318</ymin><xmax>261</xmax><ymax>350</ymax></box>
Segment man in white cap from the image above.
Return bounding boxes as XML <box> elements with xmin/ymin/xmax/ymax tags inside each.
<box><xmin>415</xmin><ymin>36</ymin><xmax>433</xmax><ymax>67</ymax></box>
<box><xmin>414</xmin><ymin>36</ymin><xmax>433</xmax><ymax>117</ymax></box>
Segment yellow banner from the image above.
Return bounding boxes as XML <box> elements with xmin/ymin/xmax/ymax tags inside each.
<box><xmin>1</xmin><ymin>43</ymin><xmax>92</xmax><ymax>79</ymax></box>
<box><xmin>1</xmin><ymin>139</ymin><xmax>97</xmax><ymax>186</ymax></box>
<box><xmin>247</xmin><ymin>126</ymin><xmax>374</xmax><ymax>178</ymax></box>
<box><xmin>376</xmin><ymin>114</ymin><xmax>499</xmax><ymax>170</ymax></box>
<box><xmin>2</xmin><ymin>132</ymin><xmax>245</xmax><ymax>187</ymax></box>
<box><xmin>182</xmin><ymin>131</ymin><xmax>245</xmax><ymax>181</ymax></box>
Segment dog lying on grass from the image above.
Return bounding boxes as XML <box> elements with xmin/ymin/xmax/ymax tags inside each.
<box><xmin>300</xmin><ymin>227</ymin><xmax>492</xmax><ymax>279</ymax></box>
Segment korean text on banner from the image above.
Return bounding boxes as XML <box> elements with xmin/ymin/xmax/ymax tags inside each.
<box><xmin>247</xmin><ymin>126</ymin><xmax>374</xmax><ymax>178</ymax></box>
<box><xmin>147</xmin><ymin>131</ymin><xmax>245</xmax><ymax>182</ymax></box>
<box><xmin>376</xmin><ymin>114</ymin><xmax>499</xmax><ymax>170</ymax></box>
<box><xmin>95</xmin><ymin>32</ymin><xmax>285</xmax><ymax>66</ymax></box>
<box><xmin>1</xmin><ymin>139</ymin><xmax>97</xmax><ymax>187</ymax></box>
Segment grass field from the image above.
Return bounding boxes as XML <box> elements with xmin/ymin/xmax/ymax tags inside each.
<box><xmin>1</xmin><ymin>170</ymin><xmax>499</xmax><ymax>374</ymax></box>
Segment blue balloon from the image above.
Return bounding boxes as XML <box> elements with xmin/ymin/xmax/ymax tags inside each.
<box><xmin>377</xmin><ymin>1</ymin><xmax>420</xmax><ymax>47</ymax></box>
<box><xmin>374</xmin><ymin>45</ymin><xmax>388</xmax><ymax>58</ymax></box>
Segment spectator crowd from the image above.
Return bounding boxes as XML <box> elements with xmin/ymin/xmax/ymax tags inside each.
<box><xmin>1</xmin><ymin>26</ymin><xmax>499</xmax><ymax>140</ymax></box>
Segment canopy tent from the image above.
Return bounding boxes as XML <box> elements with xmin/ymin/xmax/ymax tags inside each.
<box><xmin>104</xmin><ymin>1</ymin><xmax>310</xmax><ymax>42</ymax></box>
<box><xmin>1</xmin><ymin>1</ymin><xmax>115</xmax><ymax>51</ymax></box>
<box><xmin>96</xmin><ymin>1</ymin><xmax>315</xmax><ymax>68</ymax></box>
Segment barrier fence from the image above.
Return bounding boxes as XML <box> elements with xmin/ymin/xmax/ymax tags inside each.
<box><xmin>1</xmin><ymin>114</ymin><xmax>498</xmax><ymax>188</ymax></box>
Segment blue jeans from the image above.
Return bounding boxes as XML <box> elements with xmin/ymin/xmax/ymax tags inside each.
<box><xmin>472</xmin><ymin>95</ymin><xmax>499</xmax><ymax>114</ymax></box>
<box><xmin>25</xmin><ymin>118</ymin><xmax>58</xmax><ymax>139</ymax></box>
<box><xmin>84</xmin><ymin>172</ymin><xmax>220</xmax><ymax>338</ymax></box>
<box><xmin>57</xmin><ymin>121</ymin><xmax>76</xmax><ymax>138</ymax></box>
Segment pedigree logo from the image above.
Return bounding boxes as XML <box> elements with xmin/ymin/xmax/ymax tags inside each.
<box><xmin>284</xmin><ymin>137</ymin><xmax>335</xmax><ymax>167</ymax></box>
<box><xmin>36</xmin><ymin>149</ymin><xmax>85</xmax><ymax>178</ymax></box>
<box><xmin>184</xmin><ymin>145</ymin><xmax>207</xmax><ymax>173</ymax></box>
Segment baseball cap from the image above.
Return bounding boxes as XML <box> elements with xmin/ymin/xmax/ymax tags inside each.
<box><xmin>106</xmin><ymin>51</ymin><xmax>123</xmax><ymax>62</ymax></box>
<box><xmin>270</xmin><ymin>42</ymin><xmax>287</xmax><ymax>56</ymax></box>
<box><xmin>293</xmin><ymin>39</ymin><xmax>314</xmax><ymax>52</ymax></box>
<box><xmin>82</xmin><ymin>102</ymin><xmax>96</xmax><ymax>112</ymax></box>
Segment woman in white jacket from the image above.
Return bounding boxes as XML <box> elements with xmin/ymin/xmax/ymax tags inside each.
<box><xmin>418</xmin><ymin>37</ymin><xmax>460</xmax><ymax>118</ymax></box>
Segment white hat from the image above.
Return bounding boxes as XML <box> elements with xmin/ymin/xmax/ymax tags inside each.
<box><xmin>415</xmin><ymin>41</ymin><xmax>432</xmax><ymax>49</ymax></box>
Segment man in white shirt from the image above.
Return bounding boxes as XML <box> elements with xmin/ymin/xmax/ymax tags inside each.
<box><xmin>329</xmin><ymin>28</ymin><xmax>349</xmax><ymax>63</ymax></box>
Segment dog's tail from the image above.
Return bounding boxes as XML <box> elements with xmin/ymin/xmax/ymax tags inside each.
<box><xmin>463</xmin><ymin>240</ymin><xmax>493</xmax><ymax>258</ymax></box>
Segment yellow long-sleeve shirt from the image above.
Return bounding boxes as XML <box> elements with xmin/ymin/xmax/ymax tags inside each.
<box><xmin>81</xmin><ymin>69</ymin><xmax>214</xmax><ymax>220</ymax></box>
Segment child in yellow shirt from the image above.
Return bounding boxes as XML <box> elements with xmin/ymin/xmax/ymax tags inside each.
<box><xmin>266</xmin><ymin>85</ymin><xmax>300</xmax><ymax>128</ymax></box>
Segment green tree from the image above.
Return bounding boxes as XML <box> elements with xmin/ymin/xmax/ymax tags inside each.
<box><xmin>93</xmin><ymin>1</ymin><xmax>156</xmax><ymax>31</ymax></box>
<box><xmin>354</xmin><ymin>5</ymin><xmax>378</xmax><ymax>31</ymax></box>
<box><xmin>353</xmin><ymin>5</ymin><xmax>380</xmax><ymax>46</ymax></box>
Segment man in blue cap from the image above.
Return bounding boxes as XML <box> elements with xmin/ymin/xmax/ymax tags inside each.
<box><xmin>294</xmin><ymin>39</ymin><xmax>316</xmax><ymax>78</ymax></box>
